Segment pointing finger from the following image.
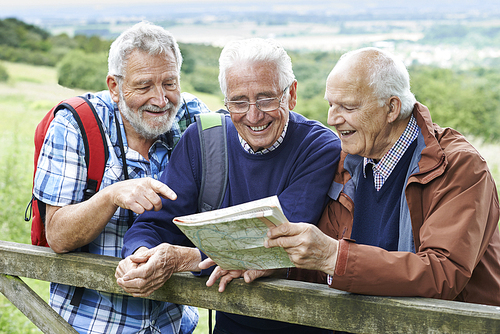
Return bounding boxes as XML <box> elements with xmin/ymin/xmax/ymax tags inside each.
<box><xmin>150</xmin><ymin>178</ymin><xmax>177</xmax><ymax>201</ymax></box>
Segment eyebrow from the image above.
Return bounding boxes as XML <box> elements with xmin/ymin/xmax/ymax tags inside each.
<box><xmin>134</xmin><ymin>76</ymin><xmax>178</xmax><ymax>86</ymax></box>
<box><xmin>229</xmin><ymin>91</ymin><xmax>277</xmax><ymax>101</ymax></box>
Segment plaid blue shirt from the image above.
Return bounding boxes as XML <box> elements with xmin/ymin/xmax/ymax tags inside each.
<box><xmin>363</xmin><ymin>115</ymin><xmax>419</xmax><ymax>191</ymax></box>
<box><xmin>34</xmin><ymin>90</ymin><xmax>210</xmax><ymax>334</ymax></box>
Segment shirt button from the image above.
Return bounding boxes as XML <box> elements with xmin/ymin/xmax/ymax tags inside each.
<box><xmin>151</xmin><ymin>320</ymin><xmax>156</xmax><ymax>326</ymax></box>
<box><xmin>153</xmin><ymin>174</ymin><xmax>158</xmax><ymax>180</ymax></box>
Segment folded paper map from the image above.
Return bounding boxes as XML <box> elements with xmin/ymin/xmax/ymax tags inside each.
<box><xmin>173</xmin><ymin>195</ymin><xmax>295</xmax><ymax>270</ymax></box>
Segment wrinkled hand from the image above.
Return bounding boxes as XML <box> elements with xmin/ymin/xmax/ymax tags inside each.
<box><xmin>115</xmin><ymin>244</ymin><xmax>184</xmax><ymax>297</ymax></box>
<box><xmin>199</xmin><ymin>258</ymin><xmax>277</xmax><ymax>292</ymax></box>
<box><xmin>115</xmin><ymin>246</ymin><xmax>150</xmax><ymax>282</ymax></box>
<box><xmin>265</xmin><ymin>222</ymin><xmax>339</xmax><ymax>276</ymax></box>
<box><xmin>109</xmin><ymin>177</ymin><xmax>177</xmax><ymax>214</ymax></box>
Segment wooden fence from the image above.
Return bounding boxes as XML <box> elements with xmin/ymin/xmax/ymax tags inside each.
<box><xmin>1</xmin><ymin>240</ymin><xmax>500</xmax><ymax>333</ymax></box>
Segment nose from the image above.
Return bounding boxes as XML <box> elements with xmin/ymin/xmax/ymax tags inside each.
<box><xmin>150</xmin><ymin>85</ymin><xmax>169</xmax><ymax>109</ymax></box>
<box><xmin>245</xmin><ymin>103</ymin><xmax>265</xmax><ymax>124</ymax></box>
<box><xmin>327</xmin><ymin>106</ymin><xmax>344</xmax><ymax>127</ymax></box>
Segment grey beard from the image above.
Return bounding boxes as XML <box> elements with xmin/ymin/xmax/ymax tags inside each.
<box><xmin>118</xmin><ymin>94</ymin><xmax>178</xmax><ymax>140</ymax></box>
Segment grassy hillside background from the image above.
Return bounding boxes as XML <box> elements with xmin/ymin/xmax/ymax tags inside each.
<box><xmin>0</xmin><ymin>59</ymin><xmax>499</xmax><ymax>333</ymax></box>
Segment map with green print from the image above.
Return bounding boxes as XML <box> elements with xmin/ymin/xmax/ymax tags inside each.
<box><xmin>173</xmin><ymin>196</ymin><xmax>294</xmax><ymax>270</ymax></box>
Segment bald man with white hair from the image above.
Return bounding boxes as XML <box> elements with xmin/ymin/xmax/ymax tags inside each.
<box><xmin>263</xmin><ymin>47</ymin><xmax>500</xmax><ymax>306</ymax></box>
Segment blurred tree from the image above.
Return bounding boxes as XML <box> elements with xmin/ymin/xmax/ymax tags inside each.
<box><xmin>294</xmin><ymin>94</ymin><xmax>330</xmax><ymax>125</ymax></box>
<box><xmin>0</xmin><ymin>62</ymin><xmax>9</xmax><ymax>82</ymax></box>
<box><xmin>74</xmin><ymin>34</ymin><xmax>112</xmax><ymax>53</ymax></box>
<box><xmin>57</xmin><ymin>50</ymin><xmax>108</xmax><ymax>91</ymax></box>
<box><xmin>180</xmin><ymin>45</ymin><xmax>196</xmax><ymax>74</ymax></box>
<box><xmin>186</xmin><ymin>66</ymin><xmax>221</xmax><ymax>95</ymax></box>
<box><xmin>410</xmin><ymin>66</ymin><xmax>500</xmax><ymax>141</ymax></box>
<box><xmin>0</xmin><ymin>17</ymin><xmax>50</xmax><ymax>50</ymax></box>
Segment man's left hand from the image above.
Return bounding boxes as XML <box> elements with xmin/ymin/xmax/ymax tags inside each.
<box><xmin>199</xmin><ymin>258</ymin><xmax>276</xmax><ymax>292</ymax></box>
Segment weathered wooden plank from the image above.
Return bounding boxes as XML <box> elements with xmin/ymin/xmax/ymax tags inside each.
<box><xmin>1</xmin><ymin>240</ymin><xmax>500</xmax><ymax>333</ymax></box>
<box><xmin>0</xmin><ymin>274</ymin><xmax>78</xmax><ymax>334</ymax></box>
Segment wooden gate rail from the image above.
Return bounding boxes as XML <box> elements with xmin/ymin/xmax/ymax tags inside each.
<box><xmin>1</xmin><ymin>240</ymin><xmax>500</xmax><ymax>333</ymax></box>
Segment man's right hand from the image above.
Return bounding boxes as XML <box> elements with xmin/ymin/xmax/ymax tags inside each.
<box><xmin>45</xmin><ymin>177</ymin><xmax>177</xmax><ymax>253</ymax></box>
<box><xmin>108</xmin><ymin>177</ymin><xmax>177</xmax><ymax>214</ymax></box>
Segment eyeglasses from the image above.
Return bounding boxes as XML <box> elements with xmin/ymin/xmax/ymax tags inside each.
<box><xmin>225</xmin><ymin>86</ymin><xmax>290</xmax><ymax>114</ymax></box>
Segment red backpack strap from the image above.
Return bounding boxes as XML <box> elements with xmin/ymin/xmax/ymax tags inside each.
<box><xmin>28</xmin><ymin>96</ymin><xmax>108</xmax><ymax>247</ymax></box>
<box><xmin>54</xmin><ymin>96</ymin><xmax>109</xmax><ymax>197</ymax></box>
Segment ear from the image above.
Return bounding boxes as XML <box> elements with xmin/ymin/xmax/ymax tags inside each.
<box><xmin>107</xmin><ymin>75</ymin><xmax>120</xmax><ymax>104</ymax></box>
<box><xmin>287</xmin><ymin>80</ymin><xmax>298</xmax><ymax>111</ymax></box>
<box><xmin>387</xmin><ymin>96</ymin><xmax>402</xmax><ymax>123</ymax></box>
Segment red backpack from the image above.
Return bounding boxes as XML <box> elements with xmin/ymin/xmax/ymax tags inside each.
<box><xmin>25</xmin><ymin>96</ymin><xmax>108</xmax><ymax>247</ymax></box>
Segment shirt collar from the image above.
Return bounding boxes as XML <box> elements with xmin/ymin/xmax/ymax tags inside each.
<box><xmin>363</xmin><ymin>114</ymin><xmax>419</xmax><ymax>190</ymax></box>
<box><xmin>239</xmin><ymin>117</ymin><xmax>290</xmax><ymax>155</ymax></box>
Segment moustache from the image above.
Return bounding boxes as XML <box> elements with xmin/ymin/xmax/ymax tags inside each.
<box><xmin>139</xmin><ymin>102</ymin><xmax>175</xmax><ymax>113</ymax></box>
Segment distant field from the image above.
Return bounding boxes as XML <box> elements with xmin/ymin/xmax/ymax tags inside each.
<box><xmin>0</xmin><ymin>60</ymin><xmax>499</xmax><ymax>333</ymax></box>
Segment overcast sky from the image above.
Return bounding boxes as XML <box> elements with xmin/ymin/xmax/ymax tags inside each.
<box><xmin>2</xmin><ymin>0</ymin><xmax>279</xmax><ymax>7</ymax></box>
<box><xmin>2</xmin><ymin>0</ymin><xmax>495</xmax><ymax>23</ymax></box>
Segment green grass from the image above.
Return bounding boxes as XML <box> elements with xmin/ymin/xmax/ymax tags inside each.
<box><xmin>0</xmin><ymin>61</ymin><xmax>499</xmax><ymax>333</ymax></box>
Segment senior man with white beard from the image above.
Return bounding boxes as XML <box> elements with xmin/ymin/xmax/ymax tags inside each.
<box><xmin>33</xmin><ymin>21</ymin><xmax>209</xmax><ymax>334</ymax></box>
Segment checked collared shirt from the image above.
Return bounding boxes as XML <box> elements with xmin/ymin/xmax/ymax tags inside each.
<box><xmin>34</xmin><ymin>90</ymin><xmax>210</xmax><ymax>334</ymax></box>
<box><xmin>363</xmin><ymin>115</ymin><xmax>419</xmax><ymax>191</ymax></box>
<box><xmin>239</xmin><ymin>117</ymin><xmax>289</xmax><ymax>154</ymax></box>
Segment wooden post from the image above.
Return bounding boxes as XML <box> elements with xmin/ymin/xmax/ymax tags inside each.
<box><xmin>1</xmin><ymin>240</ymin><xmax>500</xmax><ymax>333</ymax></box>
<box><xmin>0</xmin><ymin>274</ymin><xmax>78</xmax><ymax>334</ymax></box>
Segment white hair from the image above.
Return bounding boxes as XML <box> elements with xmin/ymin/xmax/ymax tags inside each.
<box><xmin>218</xmin><ymin>38</ymin><xmax>295</xmax><ymax>97</ymax></box>
<box><xmin>338</xmin><ymin>47</ymin><xmax>416</xmax><ymax>119</ymax></box>
<box><xmin>108</xmin><ymin>21</ymin><xmax>182</xmax><ymax>78</ymax></box>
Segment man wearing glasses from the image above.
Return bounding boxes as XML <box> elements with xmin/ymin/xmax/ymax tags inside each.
<box><xmin>117</xmin><ymin>38</ymin><xmax>341</xmax><ymax>334</ymax></box>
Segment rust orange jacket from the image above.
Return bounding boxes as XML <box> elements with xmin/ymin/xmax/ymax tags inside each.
<box><xmin>292</xmin><ymin>103</ymin><xmax>500</xmax><ymax>306</ymax></box>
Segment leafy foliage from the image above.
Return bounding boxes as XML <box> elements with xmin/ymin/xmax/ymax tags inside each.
<box><xmin>57</xmin><ymin>50</ymin><xmax>108</xmax><ymax>91</ymax></box>
<box><xmin>410</xmin><ymin>66</ymin><xmax>500</xmax><ymax>141</ymax></box>
<box><xmin>0</xmin><ymin>45</ymin><xmax>59</xmax><ymax>66</ymax></box>
<box><xmin>185</xmin><ymin>66</ymin><xmax>221</xmax><ymax>95</ymax></box>
<box><xmin>0</xmin><ymin>17</ymin><xmax>50</xmax><ymax>50</ymax></box>
<box><xmin>0</xmin><ymin>17</ymin><xmax>56</xmax><ymax>66</ymax></box>
<box><xmin>179</xmin><ymin>43</ymin><xmax>223</xmax><ymax>97</ymax></box>
<box><xmin>290</xmin><ymin>51</ymin><xmax>342</xmax><ymax>123</ymax></box>
<box><xmin>0</xmin><ymin>18</ymin><xmax>112</xmax><ymax>67</ymax></box>
<box><xmin>0</xmin><ymin>62</ymin><xmax>8</xmax><ymax>82</ymax></box>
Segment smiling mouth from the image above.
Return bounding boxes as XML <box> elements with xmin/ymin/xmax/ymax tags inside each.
<box><xmin>339</xmin><ymin>130</ymin><xmax>356</xmax><ymax>138</ymax></box>
<box><xmin>249</xmin><ymin>122</ymin><xmax>271</xmax><ymax>132</ymax></box>
<box><xmin>140</xmin><ymin>103</ymin><xmax>174</xmax><ymax>115</ymax></box>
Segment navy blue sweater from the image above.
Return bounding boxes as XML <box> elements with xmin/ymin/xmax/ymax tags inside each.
<box><xmin>351</xmin><ymin>140</ymin><xmax>417</xmax><ymax>251</ymax></box>
<box><xmin>123</xmin><ymin>111</ymin><xmax>341</xmax><ymax>334</ymax></box>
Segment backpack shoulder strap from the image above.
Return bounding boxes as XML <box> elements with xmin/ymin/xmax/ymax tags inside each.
<box><xmin>195</xmin><ymin>112</ymin><xmax>228</xmax><ymax>212</ymax></box>
<box><xmin>55</xmin><ymin>96</ymin><xmax>109</xmax><ymax>199</ymax></box>
<box><xmin>27</xmin><ymin>96</ymin><xmax>108</xmax><ymax>248</ymax></box>
<box><xmin>53</xmin><ymin>96</ymin><xmax>109</xmax><ymax>307</ymax></box>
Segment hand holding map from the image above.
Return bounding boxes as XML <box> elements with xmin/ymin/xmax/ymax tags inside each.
<box><xmin>173</xmin><ymin>196</ymin><xmax>294</xmax><ymax>270</ymax></box>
